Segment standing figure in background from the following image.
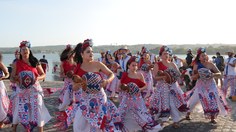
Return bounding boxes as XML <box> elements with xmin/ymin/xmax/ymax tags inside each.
<box><xmin>98</xmin><ymin>51</ymin><xmax>105</xmax><ymax>62</ymax></box>
<box><xmin>222</xmin><ymin>50</ymin><xmax>236</xmax><ymax>99</ymax></box>
<box><xmin>58</xmin><ymin>45</ymin><xmax>77</xmax><ymax>111</ymax></box>
<box><xmin>10</xmin><ymin>40</ymin><xmax>51</xmax><ymax>132</ymax></box>
<box><xmin>0</xmin><ymin>53</ymin><xmax>10</xmax><ymax>128</ymax></box>
<box><xmin>214</xmin><ymin>52</ymin><xmax>224</xmax><ymax>88</ymax></box>
<box><xmin>39</xmin><ymin>55</ymin><xmax>49</xmax><ymax>82</ymax></box>
<box><xmin>186</xmin><ymin>48</ymin><xmax>194</xmax><ymax>68</ymax></box>
<box><xmin>119</xmin><ymin>46</ymin><xmax>131</xmax><ymax>72</ymax></box>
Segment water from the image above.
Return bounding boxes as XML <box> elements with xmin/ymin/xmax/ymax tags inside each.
<box><xmin>2</xmin><ymin>53</ymin><xmax>100</xmax><ymax>81</ymax></box>
<box><xmin>2</xmin><ymin>53</ymin><xmax>227</xmax><ymax>81</ymax></box>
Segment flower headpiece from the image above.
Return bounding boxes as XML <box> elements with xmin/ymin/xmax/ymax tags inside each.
<box><xmin>197</xmin><ymin>47</ymin><xmax>206</xmax><ymax>56</ymax></box>
<box><xmin>19</xmin><ymin>40</ymin><xmax>31</xmax><ymax>48</ymax></box>
<box><xmin>159</xmin><ymin>45</ymin><xmax>172</xmax><ymax>56</ymax></box>
<box><xmin>82</xmin><ymin>39</ymin><xmax>93</xmax><ymax>51</ymax></box>
<box><xmin>127</xmin><ymin>56</ymin><xmax>139</xmax><ymax>64</ymax></box>
<box><xmin>15</xmin><ymin>49</ymin><xmax>19</xmax><ymax>55</ymax></box>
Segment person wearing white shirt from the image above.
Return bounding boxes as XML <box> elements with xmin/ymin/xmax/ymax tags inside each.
<box><xmin>119</xmin><ymin>46</ymin><xmax>131</xmax><ymax>72</ymax></box>
<box><xmin>222</xmin><ymin>50</ymin><xmax>236</xmax><ymax>99</ymax></box>
<box><xmin>98</xmin><ymin>51</ymin><xmax>105</xmax><ymax>62</ymax></box>
<box><xmin>173</xmin><ymin>55</ymin><xmax>183</xmax><ymax>69</ymax></box>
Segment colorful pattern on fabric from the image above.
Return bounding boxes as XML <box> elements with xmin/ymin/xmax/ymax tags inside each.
<box><xmin>150</xmin><ymin>81</ymin><xmax>170</xmax><ymax>117</ymax></box>
<box><xmin>19</xmin><ymin>71</ymin><xmax>35</xmax><ymax>89</ymax></box>
<box><xmin>76</xmin><ymin>72</ymin><xmax>122</xmax><ymax>131</ymax></box>
<box><xmin>18</xmin><ymin>86</ymin><xmax>39</xmax><ymax>131</ymax></box>
<box><xmin>222</xmin><ymin>76</ymin><xmax>236</xmax><ymax>96</ymax></box>
<box><xmin>118</xmin><ymin>92</ymin><xmax>156</xmax><ymax>131</ymax></box>
<box><xmin>198</xmin><ymin>68</ymin><xmax>212</xmax><ymax>80</ymax></box>
<box><xmin>164</xmin><ymin>68</ymin><xmax>180</xmax><ymax>84</ymax></box>
<box><xmin>0</xmin><ymin>81</ymin><xmax>10</xmax><ymax>123</ymax></box>
<box><xmin>150</xmin><ymin>80</ymin><xmax>188</xmax><ymax>118</ymax></box>
<box><xmin>6</xmin><ymin>83</ymin><xmax>17</xmax><ymax>123</ymax></box>
<box><xmin>82</xmin><ymin>72</ymin><xmax>102</xmax><ymax>93</ymax></box>
<box><xmin>195</xmin><ymin>79</ymin><xmax>222</xmax><ymax>119</ymax></box>
<box><xmin>141</xmin><ymin>63</ymin><xmax>149</xmax><ymax>72</ymax></box>
<box><xmin>127</xmin><ymin>82</ymin><xmax>140</xmax><ymax>95</ymax></box>
<box><xmin>59</xmin><ymin>78</ymin><xmax>73</xmax><ymax>104</ymax></box>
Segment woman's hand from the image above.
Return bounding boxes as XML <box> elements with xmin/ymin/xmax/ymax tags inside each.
<box><xmin>66</xmin><ymin>71</ymin><xmax>74</xmax><ymax>78</ymax></box>
<box><xmin>120</xmin><ymin>84</ymin><xmax>130</xmax><ymax>92</ymax></box>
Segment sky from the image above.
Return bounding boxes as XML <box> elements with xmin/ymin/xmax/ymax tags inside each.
<box><xmin>1</xmin><ymin>0</ymin><xmax>236</xmax><ymax>47</ymax></box>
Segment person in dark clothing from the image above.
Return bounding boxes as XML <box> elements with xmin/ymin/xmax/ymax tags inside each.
<box><xmin>186</xmin><ymin>48</ymin><xmax>194</xmax><ymax>67</ymax></box>
<box><xmin>39</xmin><ymin>55</ymin><xmax>49</xmax><ymax>81</ymax></box>
<box><xmin>214</xmin><ymin>52</ymin><xmax>224</xmax><ymax>87</ymax></box>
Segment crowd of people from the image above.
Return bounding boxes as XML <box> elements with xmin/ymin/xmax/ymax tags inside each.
<box><xmin>0</xmin><ymin>39</ymin><xmax>235</xmax><ymax>132</ymax></box>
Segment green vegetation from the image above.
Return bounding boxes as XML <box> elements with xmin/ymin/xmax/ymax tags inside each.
<box><xmin>0</xmin><ymin>44</ymin><xmax>235</xmax><ymax>55</ymax></box>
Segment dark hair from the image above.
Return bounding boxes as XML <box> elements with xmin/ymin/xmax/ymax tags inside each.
<box><xmin>73</xmin><ymin>43</ymin><xmax>83</xmax><ymax>64</ymax></box>
<box><xmin>216</xmin><ymin>52</ymin><xmax>220</xmax><ymax>55</ymax></box>
<box><xmin>126</xmin><ymin>56</ymin><xmax>137</xmax><ymax>71</ymax></box>
<box><xmin>20</xmin><ymin>50</ymin><xmax>39</xmax><ymax>67</ymax></box>
<box><xmin>60</xmin><ymin>46</ymin><xmax>73</xmax><ymax>61</ymax></box>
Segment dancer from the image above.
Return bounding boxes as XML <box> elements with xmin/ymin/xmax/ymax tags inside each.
<box><xmin>58</xmin><ymin>45</ymin><xmax>77</xmax><ymax>111</ymax></box>
<box><xmin>71</xmin><ymin>39</ymin><xmax>123</xmax><ymax>131</ymax></box>
<box><xmin>10</xmin><ymin>40</ymin><xmax>51</xmax><ymax>132</ymax></box>
<box><xmin>186</xmin><ymin>47</ymin><xmax>228</xmax><ymax>124</ymax></box>
<box><xmin>0</xmin><ymin>53</ymin><xmax>10</xmax><ymax>128</ymax></box>
<box><xmin>150</xmin><ymin>45</ymin><xmax>189</xmax><ymax>128</ymax></box>
<box><xmin>138</xmin><ymin>51</ymin><xmax>154</xmax><ymax>104</ymax></box>
<box><xmin>118</xmin><ymin>56</ymin><xmax>162</xmax><ymax>132</ymax></box>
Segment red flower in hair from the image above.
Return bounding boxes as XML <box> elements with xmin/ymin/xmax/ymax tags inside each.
<box><xmin>19</xmin><ymin>40</ymin><xmax>31</xmax><ymax>48</ymax></box>
<box><xmin>127</xmin><ymin>56</ymin><xmax>139</xmax><ymax>64</ymax></box>
<box><xmin>197</xmin><ymin>47</ymin><xmax>206</xmax><ymax>55</ymax></box>
<box><xmin>82</xmin><ymin>39</ymin><xmax>93</xmax><ymax>51</ymax></box>
<box><xmin>159</xmin><ymin>45</ymin><xmax>172</xmax><ymax>56</ymax></box>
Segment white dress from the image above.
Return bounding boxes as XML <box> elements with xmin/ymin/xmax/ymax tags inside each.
<box><xmin>0</xmin><ymin>81</ymin><xmax>9</xmax><ymax>122</ymax></box>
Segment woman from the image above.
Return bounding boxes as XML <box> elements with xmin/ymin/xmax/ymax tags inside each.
<box><xmin>106</xmin><ymin>62</ymin><xmax>121</xmax><ymax>98</ymax></box>
<box><xmin>71</xmin><ymin>39</ymin><xmax>123</xmax><ymax>132</ymax></box>
<box><xmin>7</xmin><ymin>49</ymin><xmax>20</xmax><ymax>127</ymax></box>
<box><xmin>186</xmin><ymin>48</ymin><xmax>228</xmax><ymax>124</ymax></box>
<box><xmin>149</xmin><ymin>45</ymin><xmax>188</xmax><ymax>128</ymax></box>
<box><xmin>0</xmin><ymin>53</ymin><xmax>10</xmax><ymax>128</ymax></box>
<box><xmin>138</xmin><ymin>51</ymin><xmax>154</xmax><ymax>104</ymax></box>
<box><xmin>58</xmin><ymin>45</ymin><xmax>77</xmax><ymax>111</ymax></box>
<box><xmin>10</xmin><ymin>40</ymin><xmax>51</xmax><ymax>132</ymax></box>
<box><xmin>118</xmin><ymin>56</ymin><xmax>162</xmax><ymax>132</ymax></box>
<box><xmin>55</xmin><ymin>43</ymin><xmax>84</xmax><ymax>130</ymax></box>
